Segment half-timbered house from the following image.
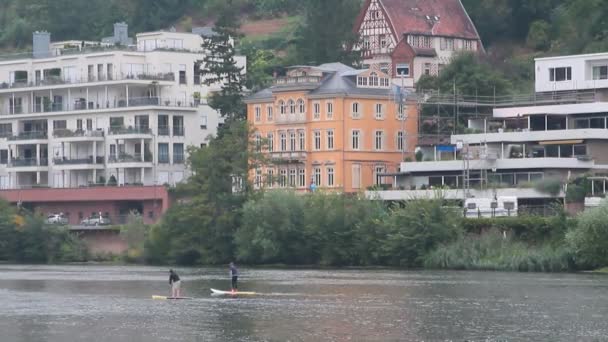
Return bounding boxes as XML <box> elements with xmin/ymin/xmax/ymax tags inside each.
<box><xmin>353</xmin><ymin>0</ymin><xmax>483</xmax><ymax>87</ymax></box>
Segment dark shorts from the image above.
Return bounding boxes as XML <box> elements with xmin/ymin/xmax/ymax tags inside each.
<box><xmin>231</xmin><ymin>276</ymin><xmax>238</xmax><ymax>289</ymax></box>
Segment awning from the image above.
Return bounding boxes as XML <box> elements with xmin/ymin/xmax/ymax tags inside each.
<box><xmin>539</xmin><ymin>140</ymin><xmax>583</xmax><ymax>145</ymax></box>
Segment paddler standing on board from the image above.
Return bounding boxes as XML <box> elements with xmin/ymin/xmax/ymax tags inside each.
<box><xmin>169</xmin><ymin>269</ymin><xmax>181</xmax><ymax>298</ymax></box>
<box><xmin>229</xmin><ymin>262</ymin><xmax>238</xmax><ymax>292</ymax></box>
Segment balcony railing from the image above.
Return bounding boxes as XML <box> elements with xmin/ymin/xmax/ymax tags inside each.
<box><xmin>158</xmin><ymin>126</ymin><xmax>170</xmax><ymax>136</ymax></box>
<box><xmin>53</xmin><ymin>129</ymin><xmax>104</xmax><ymax>138</ymax></box>
<box><xmin>108</xmin><ymin>153</ymin><xmax>152</xmax><ymax>163</ymax></box>
<box><xmin>10</xmin><ymin>158</ymin><xmax>48</xmax><ymax>167</ymax></box>
<box><xmin>173</xmin><ymin>155</ymin><xmax>185</xmax><ymax>164</ymax></box>
<box><xmin>1</xmin><ymin>97</ymin><xmax>196</xmax><ymax>116</ymax></box>
<box><xmin>270</xmin><ymin>151</ymin><xmax>308</xmax><ymax>162</ymax></box>
<box><xmin>173</xmin><ymin>126</ymin><xmax>184</xmax><ymax>136</ymax></box>
<box><xmin>8</xmin><ymin>131</ymin><xmax>48</xmax><ymax>141</ymax></box>
<box><xmin>274</xmin><ymin>76</ymin><xmax>323</xmax><ymax>86</ymax></box>
<box><xmin>53</xmin><ymin>156</ymin><xmax>104</xmax><ymax>165</ymax></box>
<box><xmin>0</xmin><ymin>72</ymin><xmax>176</xmax><ymax>91</ymax></box>
<box><xmin>108</xmin><ymin>126</ymin><xmax>152</xmax><ymax>136</ymax></box>
<box><xmin>416</xmin><ymin>89</ymin><xmax>598</xmax><ymax>107</ymax></box>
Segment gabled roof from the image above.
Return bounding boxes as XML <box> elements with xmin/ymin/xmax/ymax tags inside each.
<box><xmin>356</xmin><ymin>0</ymin><xmax>481</xmax><ymax>41</ymax></box>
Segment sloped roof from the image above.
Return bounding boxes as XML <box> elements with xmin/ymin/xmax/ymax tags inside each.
<box><xmin>357</xmin><ymin>0</ymin><xmax>481</xmax><ymax>40</ymax></box>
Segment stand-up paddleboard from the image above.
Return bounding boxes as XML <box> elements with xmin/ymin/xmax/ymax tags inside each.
<box><xmin>210</xmin><ymin>288</ymin><xmax>256</xmax><ymax>296</ymax></box>
<box><xmin>152</xmin><ymin>295</ymin><xmax>193</xmax><ymax>300</ymax></box>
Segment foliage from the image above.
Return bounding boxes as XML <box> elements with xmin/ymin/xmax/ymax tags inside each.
<box><xmin>534</xmin><ymin>178</ymin><xmax>563</xmax><ymax>197</ymax></box>
<box><xmin>526</xmin><ymin>20</ymin><xmax>551</xmax><ymax>50</ymax></box>
<box><xmin>566</xmin><ymin>177</ymin><xmax>591</xmax><ymax>203</ymax></box>
<box><xmin>566</xmin><ymin>201</ymin><xmax>608</xmax><ymax>269</ymax></box>
<box><xmin>424</xmin><ymin>230</ymin><xmax>574</xmax><ymax>272</ymax></box>
<box><xmin>0</xmin><ymin>200</ymin><xmax>88</xmax><ymax>263</ymax></box>
<box><xmin>120</xmin><ymin>211</ymin><xmax>148</xmax><ymax>263</ymax></box>
<box><xmin>416</xmin><ymin>53</ymin><xmax>512</xmax><ymax>96</ymax></box>
<box><xmin>199</xmin><ymin>4</ymin><xmax>247</xmax><ymax>122</ymax></box>
<box><xmin>289</xmin><ymin>0</ymin><xmax>361</xmax><ymax>66</ymax></box>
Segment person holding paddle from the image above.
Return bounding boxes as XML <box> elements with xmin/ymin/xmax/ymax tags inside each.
<box><xmin>229</xmin><ymin>262</ymin><xmax>238</xmax><ymax>292</ymax></box>
<box><xmin>169</xmin><ymin>269</ymin><xmax>181</xmax><ymax>298</ymax></box>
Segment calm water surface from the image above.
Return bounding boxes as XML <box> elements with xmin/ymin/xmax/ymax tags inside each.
<box><xmin>0</xmin><ymin>265</ymin><xmax>607</xmax><ymax>341</ymax></box>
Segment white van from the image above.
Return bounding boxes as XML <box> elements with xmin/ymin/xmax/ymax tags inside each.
<box><xmin>464</xmin><ymin>197</ymin><xmax>518</xmax><ymax>218</ymax></box>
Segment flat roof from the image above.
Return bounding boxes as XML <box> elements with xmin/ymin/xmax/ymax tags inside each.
<box><xmin>535</xmin><ymin>52</ymin><xmax>608</xmax><ymax>62</ymax></box>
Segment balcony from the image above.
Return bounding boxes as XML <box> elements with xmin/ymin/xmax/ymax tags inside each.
<box><xmin>108</xmin><ymin>126</ymin><xmax>153</xmax><ymax>137</ymax></box>
<box><xmin>275</xmin><ymin>114</ymin><xmax>307</xmax><ymax>125</ymax></box>
<box><xmin>452</xmin><ymin>128</ymin><xmax>608</xmax><ymax>145</ymax></box>
<box><xmin>270</xmin><ymin>151</ymin><xmax>308</xmax><ymax>163</ymax></box>
<box><xmin>0</xmin><ymin>72</ymin><xmax>176</xmax><ymax>92</ymax></box>
<box><xmin>0</xmin><ymin>97</ymin><xmax>196</xmax><ymax>117</ymax></box>
<box><xmin>53</xmin><ymin>129</ymin><xmax>105</xmax><ymax>140</ymax></box>
<box><xmin>53</xmin><ymin>156</ymin><xmax>104</xmax><ymax>165</ymax></box>
<box><xmin>9</xmin><ymin>157</ymin><xmax>48</xmax><ymax>168</ymax></box>
<box><xmin>8</xmin><ymin>131</ymin><xmax>48</xmax><ymax>142</ymax></box>
<box><xmin>108</xmin><ymin>153</ymin><xmax>153</xmax><ymax>164</ymax></box>
<box><xmin>273</xmin><ymin>76</ymin><xmax>322</xmax><ymax>90</ymax></box>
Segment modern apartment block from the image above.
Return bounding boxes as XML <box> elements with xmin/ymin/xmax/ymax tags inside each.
<box><xmin>245</xmin><ymin>63</ymin><xmax>418</xmax><ymax>193</ymax></box>
<box><xmin>369</xmin><ymin>52</ymin><xmax>608</xmax><ymax>211</ymax></box>
<box><xmin>353</xmin><ymin>0</ymin><xmax>482</xmax><ymax>87</ymax></box>
<box><xmin>0</xmin><ymin>24</ymin><xmax>246</xmax><ymax>224</ymax></box>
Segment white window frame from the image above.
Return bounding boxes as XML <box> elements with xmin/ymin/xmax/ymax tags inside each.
<box><xmin>352</xmin><ymin>130</ymin><xmax>361</xmax><ymax>150</ymax></box>
<box><xmin>326</xmin><ymin>101</ymin><xmax>334</xmax><ymax>119</ymax></box>
<box><xmin>298</xmin><ymin>130</ymin><xmax>306</xmax><ymax>151</ymax></box>
<box><xmin>297</xmin><ymin>99</ymin><xmax>305</xmax><ymax>114</ymax></box>
<box><xmin>374</xmin><ymin>130</ymin><xmax>384</xmax><ymax>151</ymax></box>
<box><xmin>352</xmin><ymin>164</ymin><xmax>361</xmax><ymax>189</ymax></box>
<box><xmin>314</xmin><ymin>130</ymin><xmax>321</xmax><ymax>151</ymax></box>
<box><xmin>352</xmin><ymin>102</ymin><xmax>361</xmax><ymax>119</ymax></box>
<box><xmin>396</xmin><ymin>63</ymin><xmax>410</xmax><ymax>77</ymax></box>
<box><xmin>396</xmin><ymin>131</ymin><xmax>405</xmax><ymax>151</ymax></box>
<box><xmin>313</xmin><ymin>102</ymin><xmax>321</xmax><ymax>120</ymax></box>
<box><xmin>254</xmin><ymin>106</ymin><xmax>261</xmax><ymax>122</ymax></box>
<box><xmin>267</xmin><ymin>132</ymin><xmax>274</xmax><ymax>152</ymax></box>
<box><xmin>327</xmin><ymin>130</ymin><xmax>334</xmax><ymax>150</ymax></box>
<box><xmin>298</xmin><ymin>168</ymin><xmax>306</xmax><ymax>188</ymax></box>
<box><xmin>327</xmin><ymin>167</ymin><xmax>335</xmax><ymax>187</ymax></box>
<box><xmin>313</xmin><ymin>167</ymin><xmax>322</xmax><ymax>187</ymax></box>
<box><xmin>267</xmin><ymin>105</ymin><xmax>274</xmax><ymax>121</ymax></box>
<box><xmin>375</xmin><ymin>103</ymin><xmax>384</xmax><ymax>120</ymax></box>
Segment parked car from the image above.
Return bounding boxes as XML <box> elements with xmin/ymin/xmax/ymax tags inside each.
<box><xmin>46</xmin><ymin>213</ymin><xmax>68</xmax><ymax>225</ymax></box>
<box><xmin>81</xmin><ymin>215</ymin><xmax>111</xmax><ymax>226</ymax></box>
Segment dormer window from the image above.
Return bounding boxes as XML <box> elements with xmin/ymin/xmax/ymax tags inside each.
<box><xmin>369</xmin><ymin>72</ymin><xmax>379</xmax><ymax>87</ymax></box>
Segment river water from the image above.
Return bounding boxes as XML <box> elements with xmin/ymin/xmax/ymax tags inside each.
<box><xmin>0</xmin><ymin>265</ymin><xmax>607</xmax><ymax>341</ymax></box>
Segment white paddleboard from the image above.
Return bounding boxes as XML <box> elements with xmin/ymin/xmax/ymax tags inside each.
<box><xmin>152</xmin><ymin>295</ymin><xmax>193</xmax><ymax>300</ymax></box>
<box><xmin>210</xmin><ymin>288</ymin><xmax>256</xmax><ymax>296</ymax></box>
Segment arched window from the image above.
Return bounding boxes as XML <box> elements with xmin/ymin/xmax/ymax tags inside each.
<box><xmin>278</xmin><ymin>100</ymin><xmax>285</xmax><ymax>115</ymax></box>
<box><xmin>297</xmin><ymin>99</ymin><xmax>305</xmax><ymax>113</ymax></box>
<box><xmin>288</xmin><ymin>99</ymin><xmax>296</xmax><ymax>114</ymax></box>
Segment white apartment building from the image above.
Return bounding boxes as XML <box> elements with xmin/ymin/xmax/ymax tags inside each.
<box><xmin>0</xmin><ymin>24</ymin><xmax>246</xmax><ymax>190</ymax></box>
<box><xmin>369</xmin><ymin>52</ymin><xmax>608</xmax><ymax>207</ymax></box>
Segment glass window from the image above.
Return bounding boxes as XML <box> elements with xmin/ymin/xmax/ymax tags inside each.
<box><xmin>550</xmin><ymin>67</ymin><xmax>572</xmax><ymax>81</ymax></box>
<box><xmin>374</xmin><ymin>131</ymin><xmax>383</xmax><ymax>150</ymax></box>
<box><xmin>560</xmin><ymin>145</ymin><xmax>573</xmax><ymax>158</ymax></box>
<box><xmin>173</xmin><ymin>116</ymin><xmax>184</xmax><ymax>136</ymax></box>
<box><xmin>267</xmin><ymin>133</ymin><xmax>274</xmax><ymax>152</ymax></box>
<box><xmin>326</xmin><ymin>102</ymin><xmax>333</xmax><ymax>119</ymax></box>
<box><xmin>352</xmin><ymin>102</ymin><xmax>361</xmax><ymax>118</ymax></box>
<box><xmin>297</xmin><ymin>99</ymin><xmax>305</xmax><ymax>114</ymax></box>
<box><xmin>327</xmin><ymin>130</ymin><xmax>334</xmax><ymax>150</ymax></box>
<box><xmin>352</xmin><ymin>130</ymin><xmax>360</xmax><ymax>150</ymax></box>
<box><xmin>396</xmin><ymin>131</ymin><xmax>405</xmax><ymax>151</ymax></box>
<box><xmin>516</xmin><ymin>173</ymin><xmax>530</xmax><ymax>185</ymax></box>
<box><xmin>314</xmin><ymin>131</ymin><xmax>321</xmax><ymax>150</ymax></box>
<box><xmin>298</xmin><ymin>131</ymin><xmax>305</xmax><ymax>151</ymax></box>
<box><xmin>575</xmin><ymin>119</ymin><xmax>589</xmax><ymax>129</ymax></box>
<box><xmin>546</xmin><ymin>145</ymin><xmax>559</xmax><ymax>157</ymax></box>
<box><xmin>590</xmin><ymin>117</ymin><xmax>605</xmax><ymax>129</ymax></box>
<box><xmin>289</xmin><ymin>169</ymin><xmax>296</xmax><ymax>187</ymax></box>
<box><xmin>173</xmin><ymin>143</ymin><xmax>184</xmax><ymax>164</ymax></box>
<box><xmin>573</xmin><ymin>145</ymin><xmax>587</xmax><ymax>156</ymax></box>
<box><xmin>313</xmin><ymin>102</ymin><xmax>321</xmax><ymax>119</ymax></box>
<box><xmin>279</xmin><ymin>132</ymin><xmax>286</xmax><ymax>151</ymax></box>
<box><xmin>158</xmin><ymin>143</ymin><xmax>169</xmax><ymax>163</ymax></box>
<box><xmin>158</xmin><ymin>115</ymin><xmax>169</xmax><ymax>136</ymax></box>
<box><xmin>313</xmin><ymin>167</ymin><xmax>322</xmax><ymax>187</ymax></box>
<box><xmin>375</xmin><ymin>103</ymin><xmax>384</xmax><ymax>120</ymax></box>
<box><xmin>290</xmin><ymin>131</ymin><xmax>297</xmax><ymax>151</ymax></box>
<box><xmin>267</xmin><ymin>105</ymin><xmax>273</xmax><ymax>121</ymax></box>
<box><xmin>254</xmin><ymin>106</ymin><xmax>261</xmax><ymax>122</ymax></box>
<box><xmin>0</xmin><ymin>150</ymin><xmax>7</xmax><ymax>164</ymax></box>
<box><xmin>327</xmin><ymin>167</ymin><xmax>334</xmax><ymax>187</ymax></box>
<box><xmin>298</xmin><ymin>169</ymin><xmax>306</xmax><ymax>188</ymax></box>
<box><xmin>592</xmin><ymin>65</ymin><xmax>608</xmax><ymax>80</ymax></box>
<box><xmin>279</xmin><ymin>169</ymin><xmax>287</xmax><ymax>187</ymax></box>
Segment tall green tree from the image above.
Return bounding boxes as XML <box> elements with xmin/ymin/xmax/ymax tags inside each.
<box><xmin>291</xmin><ymin>0</ymin><xmax>361</xmax><ymax>66</ymax></box>
<box><xmin>199</xmin><ymin>3</ymin><xmax>247</xmax><ymax>122</ymax></box>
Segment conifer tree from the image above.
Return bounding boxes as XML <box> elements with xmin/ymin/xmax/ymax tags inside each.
<box><xmin>199</xmin><ymin>4</ymin><xmax>246</xmax><ymax>122</ymax></box>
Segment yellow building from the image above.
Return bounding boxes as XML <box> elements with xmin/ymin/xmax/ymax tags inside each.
<box><xmin>245</xmin><ymin>63</ymin><xmax>418</xmax><ymax>193</ymax></box>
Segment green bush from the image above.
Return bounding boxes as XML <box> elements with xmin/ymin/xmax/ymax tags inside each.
<box><xmin>425</xmin><ymin>230</ymin><xmax>574</xmax><ymax>272</ymax></box>
<box><xmin>566</xmin><ymin>201</ymin><xmax>608</xmax><ymax>269</ymax></box>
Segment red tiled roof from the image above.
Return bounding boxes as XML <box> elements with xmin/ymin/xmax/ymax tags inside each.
<box><xmin>358</xmin><ymin>0</ymin><xmax>481</xmax><ymax>41</ymax></box>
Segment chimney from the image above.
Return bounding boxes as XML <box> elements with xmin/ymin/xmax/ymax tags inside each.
<box><xmin>114</xmin><ymin>22</ymin><xmax>129</xmax><ymax>45</ymax></box>
<box><xmin>33</xmin><ymin>31</ymin><xmax>51</xmax><ymax>58</ymax></box>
